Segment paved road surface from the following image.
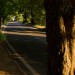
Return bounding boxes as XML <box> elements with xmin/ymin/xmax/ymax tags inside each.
<box><xmin>5</xmin><ymin>22</ymin><xmax>48</xmax><ymax>75</ymax></box>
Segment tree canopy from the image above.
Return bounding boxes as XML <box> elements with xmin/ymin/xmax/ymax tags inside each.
<box><xmin>0</xmin><ymin>0</ymin><xmax>45</xmax><ymax>26</ymax></box>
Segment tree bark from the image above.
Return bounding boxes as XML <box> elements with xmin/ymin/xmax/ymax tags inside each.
<box><xmin>0</xmin><ymin>16</ymin><xmax>1</xmax><ymax>28</ymax></box>
<box><xmin>62</xmin><ymin>12</ymin><xmax>75</xmax><ymax>75</ymax></box>
<box><xmin>44</xmin><ymin>0</ymin><xmax>75</xmax><ymax>75</ymax></box>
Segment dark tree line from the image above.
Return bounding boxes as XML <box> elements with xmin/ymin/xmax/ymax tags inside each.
<box><xmin>44</xmin><ymin>0</ymin><xmax>75</xmax><ymax>75</ymax></box>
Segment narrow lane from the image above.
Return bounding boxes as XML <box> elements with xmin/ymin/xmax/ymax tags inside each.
<box><xmin>5</xmin><ymin>22</ymin><xmax>48</xmax><ymax>75</ymax></box>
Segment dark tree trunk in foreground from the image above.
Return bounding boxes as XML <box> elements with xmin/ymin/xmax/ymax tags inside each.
<box><xmin>44</xmin><ymin>0</ymin><xmax>75</xmax><ymax>75</ymax></box>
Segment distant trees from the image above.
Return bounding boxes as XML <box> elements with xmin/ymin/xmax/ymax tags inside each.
<box><xmin>15</xmin><ymin>0</ymin><xmax>45</xmax><ymax>25</ymax></box>
<box><xmin>0</xmin><ymin>0</ymin><xmax>18</xmax><ymax>25</ymax></box>
<box><xmin>0</xmin><ymin>0</ymin><xmax>45</xmax><ymax>26</ymax></box>
<box><xmin>44</xmin><ymin>0</ymin><xmax>75</xmax><ymax>75</ymax></box>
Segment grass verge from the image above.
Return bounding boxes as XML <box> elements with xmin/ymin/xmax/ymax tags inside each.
<box><xmin>0</xmin><ymin>31</ymin><xmax>6</xmax><ymax>41</ymax></box>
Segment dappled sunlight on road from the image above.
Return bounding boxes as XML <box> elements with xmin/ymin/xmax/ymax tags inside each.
<box><xmin>7</xmin><ymin>21</ymin><xmax>22</xmax><ymax>25</ymax></box>
<box><xmin>6</xmin><ymin>25</ymin><xmax>36</xmax><ymax>29</ymax></box>
<box><xmin>5</xmin><ymin>22</ymin><xmax>46</xmax><ymax>39</ymax></box>
<box><xmin>4</xmin><ymin>22</ymin><xmax>47</xmax><ymax>75</ymax></box>
<box><xmin>4</xmin><ymin>31</ymin><xmax>46</xmax><ymax>37</ymax></box>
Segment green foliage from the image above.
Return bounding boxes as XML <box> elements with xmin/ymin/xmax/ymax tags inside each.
<box><xmin>0</xmin><ymin>31</ymin><xmax>6</xmax><ymax>41</ymax></box>
<box><xmin>16</xmin><ymin>0</ymin><xmax>46</xmax><ymax>25</ymax></box>
<box><xmin>0</xmin><ymin>0</ymin><xmax>46</xmax><ymax>26</ymax></box>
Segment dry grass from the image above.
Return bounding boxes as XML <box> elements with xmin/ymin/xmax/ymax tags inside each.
<box><xmin>34</xmin><ymin>25</ymin><xmax>45</xmax><ymax>29</ymax></box>
<box><xmin>0</xmin><ymin>42</ymin><xmax>23</xmax><ymax>75</ymax></box>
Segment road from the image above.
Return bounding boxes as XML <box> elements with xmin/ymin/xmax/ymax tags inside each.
<box><xmin>4</xmin><ymin>22</ymin><xmax>48</xmax><ymax>75</ymax></box>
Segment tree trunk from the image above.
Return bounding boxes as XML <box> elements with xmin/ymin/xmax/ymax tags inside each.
<box><xmin>0</xmin><ymin>16</ymin><xmax>1</xmax><ymax>28</ymax></box>
<box><xmin>62</xmin><ymin>12</ymin><xmax>75</xmax><ymax>75</ymax></box>
<box><xmin>2</xmin><ymin>16</ymin><xmax>5</xmax><ymax>24</ymax></box>
<box><xmin>22</xmin><ymin>13</ymin><xmax>28</xmax><ymax>24</ymax></box>
<box><xmin>31</xmin><ymin>10</ymin><xmax>35</xmax><ymax>25</ymax></box>
<box><xmin>44</xmin><ymin>0</ymin><xmax>75</xmax><ymax>75</ymax></box>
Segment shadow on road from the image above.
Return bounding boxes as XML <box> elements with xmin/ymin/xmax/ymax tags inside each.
<box><xmin>5</xmin><ymin>22</ymin><xmax>48</xmax><ymax>75</ymax></box>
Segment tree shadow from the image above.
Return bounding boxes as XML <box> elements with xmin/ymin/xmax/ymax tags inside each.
<box><xmin>4</xmin><ymin>23</ymin><xmax>48</xmax><ymax>75</ymax></box>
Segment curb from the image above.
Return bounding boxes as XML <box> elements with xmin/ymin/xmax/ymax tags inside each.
<box><xmin>5</xmin><ymin>39</ymin><xmax>40</xmax><ymax>75</ymax></box>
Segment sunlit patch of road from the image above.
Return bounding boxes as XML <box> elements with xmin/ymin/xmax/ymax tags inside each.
<box><xmin>7</xmin><ymin>21</ymin><xmax>22</xmax><ymax>25</ymax></box>
<box><xmin>5</xmin><ymin>22</ymin><xmax>47</xmax><ymax>44</ymax></box>
<box><xmin>4</xmin><ymin>31</ymin><xmax>46</xmax><ymax>37</ymax></box>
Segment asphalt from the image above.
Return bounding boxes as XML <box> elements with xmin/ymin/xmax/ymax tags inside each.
<box><xmin>4</xmin><ymin>22</ymin><xmax>48</xmax><ymax>75</ymax></box>
<box><xmin>0</xmin><ymin>42</ymin><xmax>24</xmax><ymax>75</ymax></box>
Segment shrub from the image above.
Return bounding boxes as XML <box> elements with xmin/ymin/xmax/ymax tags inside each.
<box><xmin>0</xmin><ymin>31</ymin><xmax>6</xmax><ymax>41</ymax></box>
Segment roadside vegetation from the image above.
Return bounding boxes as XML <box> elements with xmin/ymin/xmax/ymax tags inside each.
<box><xmin>0</xmin><ymin>31</ymin><xmax>6</xmax><ymax>41</ymax></box>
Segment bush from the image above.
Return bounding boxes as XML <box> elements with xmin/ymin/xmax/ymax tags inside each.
<box><xmin>0</xmin><ymin>31</ymin><xmax>6</xmax><ymax>41</ymax></box>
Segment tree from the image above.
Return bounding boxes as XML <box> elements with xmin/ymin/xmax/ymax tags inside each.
<box><xmin>17</xmin><ymin>0</ymin><xmax>45</xmax><ymax>25</ymax></box>
<box><xmin>44</xmin><ymin>0</ymin><xmax>75</xmax><ymax>75</ymax></box>
<box><xmin>0</xmin><ymin>0</ymin><xmax>5</xmax><ymax>27</ymax></box>
<box><xmin>28</xmin><ymin>0</ymin><xmax>45</xmax><ymax>25</ymax></box>
<box><xmin>0</xmin><ymin>0</ymin><xmax>17</xmax><ymax>25</ymax></box>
